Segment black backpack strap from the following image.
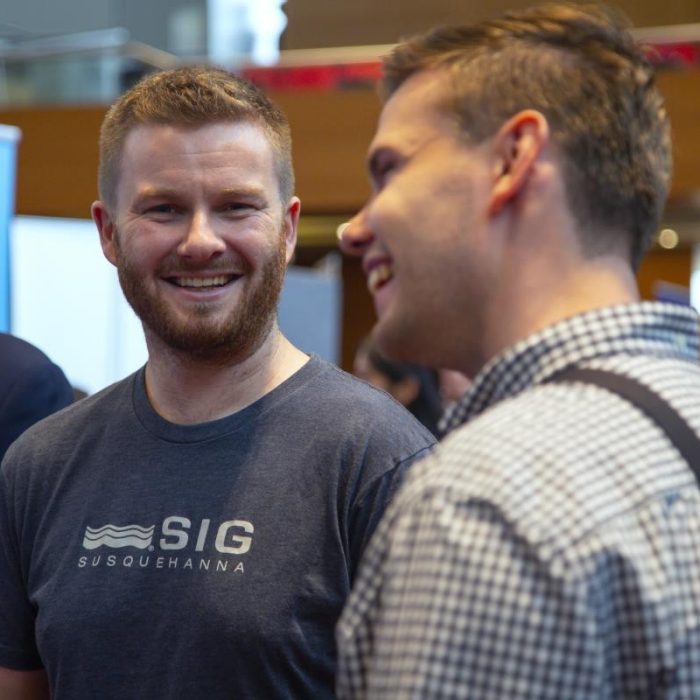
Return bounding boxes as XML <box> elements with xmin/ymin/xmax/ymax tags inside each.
<box><xmin>548</xmin><ymin>367</ymin><xmax>700</xmax><ymax>482</ymax></box>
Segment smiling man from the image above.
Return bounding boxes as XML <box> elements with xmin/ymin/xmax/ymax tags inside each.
<box><xmin>337</xmin><ymin>4</ymin><xmax>700</xmax><ymax>698</ymax></box>
<box><xmin>0</xmin><ymin>67</ymin><xmax>434</xmax><ymax>699</ymax></box>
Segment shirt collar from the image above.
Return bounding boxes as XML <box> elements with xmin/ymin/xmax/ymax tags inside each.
<box><xmin>441</xmin><ymin>301</ymin><xmax>700</xmax><ymax>434</ymax></box>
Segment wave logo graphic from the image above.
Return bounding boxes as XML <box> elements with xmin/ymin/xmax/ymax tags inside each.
<box><xmin>83</xmin><ymin>524</ymin><xmax>155</xmax><ymax>550</ymax></box>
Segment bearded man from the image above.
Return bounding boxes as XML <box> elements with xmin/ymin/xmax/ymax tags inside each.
<box><xmin>0</xmin><ymin>67</ymin><xmax>434</xmax><ymax>700</ymax></box>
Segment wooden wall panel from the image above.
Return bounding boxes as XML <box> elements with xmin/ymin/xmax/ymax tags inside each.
<box><xmin>2</xmin><ymin>106</ymin><xmax>104</xmax><ymax>219</ymax></box>
<box><xmin>637</xmin><ymin>247</ymin><xmax>692</xmax><ymax>301</ymax></box>
<box><xmin>341</xmin><ymin>256</ymin><xmax>376</xmax><ymax>370</ymax></box>
<box><xmin>271</xmin><ymin>89</ymin><xmax>378</xmax><ymax>213</ymax></box>
<box><xmin>284</xmin><ymin>0</ymin><xmax>700</xmax><ymax>50</ymax></box>
<box><xmin>657</xmin><ymin>69</ymin><xmax>700</xmax><ymax>207</ymax></box>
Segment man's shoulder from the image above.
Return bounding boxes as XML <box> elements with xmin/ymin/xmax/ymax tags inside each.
<box><xmin>307</xmin><ymin>356</ymin><xmax>405</xmax><ymax>403</ymax></box>
<box><xmin>310</xmin><ymin>357</ymin><xmax>396</xmax><ymax>401</ymax></box>
<box><xmin>304</xmin><ymin>357</ymin><xmax>435</xmax><ymax>440</ymax></box>
<box><xmin>3</xmin><ymin>373</ymin><xmax>137</xmax><ymax>465</ymax></box>
<box><xmin>403</xmin><ymin>354</ymin><xmax>700</xmax><ymax>545</ymax></box>
<box><xmin>449</xmin><ymin>353</ymin><xmax>700</xmax><ymax>451</ymax></box>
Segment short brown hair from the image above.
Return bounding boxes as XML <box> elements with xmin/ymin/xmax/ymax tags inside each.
<box><xmin>382</xmin><ymin>3</ymin><xmax>671</xmax><ymax>268</ymax></box>
<box><xmin>98</xmin><ymin>66</ymin><xmax>294</xmax><ymax>208</ymax></box>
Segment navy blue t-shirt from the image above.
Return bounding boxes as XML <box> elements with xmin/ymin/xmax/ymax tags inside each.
<box><xmin>0</xmin><ymin>356</ymin><xmax>434</xmax><ymax>698</ymax></box>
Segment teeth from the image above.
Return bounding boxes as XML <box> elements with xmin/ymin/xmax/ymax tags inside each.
<box><xmin>367</xmin><ymin>264</ymin><xmax>393</xmax><ymax>294</ymax></box>
<box><xmin>174</xmin><ymin>276</ymin><xmax>230</xmax><ymax>288</ymax></box>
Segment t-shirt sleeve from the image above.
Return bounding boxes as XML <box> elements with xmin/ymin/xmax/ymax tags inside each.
<box><xmin>0</xmin><ymin>459</ymin><xmax>43</xmax><ymax>670</ymax></box>
<box><xmin>348</xmin><ymin>442</ymin><xmax>433</xmax><ymax>576</ymax></box>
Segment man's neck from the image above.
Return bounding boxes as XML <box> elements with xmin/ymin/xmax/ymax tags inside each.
<box><xmin>480</xmin><ymin>252</ymin><xmax>640</xmax><ymax>374</ymax></box>
<box><xmin>143</xmin><ymin>330</ymin><xmax>309</xmax><ymax>425</ymax></box>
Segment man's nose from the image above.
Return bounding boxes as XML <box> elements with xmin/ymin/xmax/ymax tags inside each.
<box><xmin>336</xmin><ymin>210</ymin><xmax>374</xmax><ymax>257</ymax></box>
<box><xmin>177</xmin><ymin>212</ymin><xmax>226</xmax><ymax>259</ymax></box>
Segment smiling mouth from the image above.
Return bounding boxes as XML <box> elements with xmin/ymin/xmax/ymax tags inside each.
<box><xmin>167</xmin><ymin>275</ymin><xmax>239</xmax><ymax>289</ymax></box>
<box><xmin>367</xmin><ymin>264</ymin><xmax>393</xmax><ymax>294</ymax></box>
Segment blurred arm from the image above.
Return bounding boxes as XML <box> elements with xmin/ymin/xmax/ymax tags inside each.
<box><xmin>0</xmin><ymin>667</ymin><xmax>49</xmax><ymax>700</ymax></box>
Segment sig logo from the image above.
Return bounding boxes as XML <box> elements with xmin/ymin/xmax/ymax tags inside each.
<box><xmin>83</xmin><ymin>516</ymin><xmax>254</xmax><ymax>555</ymax></box>
<box><xmin>83</xmin><ymin>524</ymin><xmax>154</xmax><ymax>550</ymax></box>
<box><xmin>160</xmin><ymin>516</ymin><xmax>253</xmax><ymax>555</ymax></box>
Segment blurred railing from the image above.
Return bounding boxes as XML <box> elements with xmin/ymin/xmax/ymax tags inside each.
<box><xmin>0</xmin><ymin>28</ymin><xmax>179</xmax><ymax>105</ymax></box>
<box><xmin>2</xmin><ymin>22</ymin><xmax>700</xmax><ymax>106</ymax></box>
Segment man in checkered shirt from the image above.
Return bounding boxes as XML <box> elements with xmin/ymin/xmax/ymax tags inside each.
<box><xmin>337</xmin><ymin>3</ymin><xmax>700</xmax><ymax>698</ymax></box>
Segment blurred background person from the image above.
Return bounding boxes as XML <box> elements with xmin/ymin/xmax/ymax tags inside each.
<box><xmin>354</xmin><ymin>335</ymin><xmax>443</xmax><ymax>436</ymax></box>
<box><xmin>437</xmin><ymin>368</ymin><xmax>472</xmax><ymax>410</ymax></box>
<box><xmin>0</xmin><ymin>332</ymin><xmax>74</xmax><ymax>461</ymax></box>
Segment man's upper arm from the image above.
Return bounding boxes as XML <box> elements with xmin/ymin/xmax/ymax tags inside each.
<box><xmin>348</xmin><ymin>442</ymin><xmax>433</xmax><ymax>573</ymax></box>
<box><xmin>0</xmin><ymin>667</ymin><xmax>49</xmax><ymax>700</ymax></box>
<box><xmin>339</xmin><ymin>490</ymin><xmax>598</xmax><ymax>698</ymax></box>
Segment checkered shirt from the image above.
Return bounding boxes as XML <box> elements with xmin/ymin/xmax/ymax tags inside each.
<box><xmin>337</xmin><ymin>302</ymin><xmax>700</xmax><ymax>699</ymax></box>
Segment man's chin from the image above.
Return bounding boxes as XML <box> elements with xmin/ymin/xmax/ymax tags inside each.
<box><xmin>121</xmin><ymin>242</ymin><xmax>285</xmax><ymax>365</ymax></box>
<box><xmin>147</xmin><ymin>317</ymin><xmax>273</xmax><ymax>365</ymax></box>
<box><xmin>373</xmin><ymin>311</ymin><xmax>431</xmax><ymax>366</ymax></box>
<box><xmin>372</xmin><ymin>315</ymin><xmax>407</xmax><ymax>361</ymax></box>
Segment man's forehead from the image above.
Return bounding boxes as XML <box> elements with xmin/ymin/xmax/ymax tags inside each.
<box><xmin>117</xmin><ymin>120</ymin><xmax>279</xmax><ymax>187</ymax></box>
<box><xmin>114</xmin><ymin>120</ymin><xmax>281</xmax><ymax>204</ymax></box>
<box><xmin>369</xmin><ymin>70</ymin><xmax>460</xmax><ymax>157</ymax></box>
<box><xmin>123</xmin><ymin>119</ymin><xmax>271</xmax><ymax>150</ymax></box>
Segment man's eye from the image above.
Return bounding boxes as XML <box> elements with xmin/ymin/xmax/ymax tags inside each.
<box><xmin>148</xmin><ymin>204</ymin><xmax>178</xmax><ymax>215</ymax></box>
<box><xmin>379</xmin><ymin>162</ymin><xmax>394</xmax><ymax>178</ymax></box>
<box><xmin>373</xmin><ymin>162</ymin><xmax>396</xmax><ymax>189</ymax></box>
<box><xmin>222</xmin><ymin>203</ymin><xmax>254</xmax><ymax>214</ymax></box>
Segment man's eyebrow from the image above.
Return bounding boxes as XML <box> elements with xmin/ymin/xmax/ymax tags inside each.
<box><xmin>134</xmin><ymin>187</ymin><xmax>181</xmax><ymax>201</ymax></box>
<box><xmin>217</xmin><ymin>186</ymin><xmax>267</xmax><ymax>200</ymax></box>
<box><xmin>133</xmin><ymin>185</ymin><xmax>267</xmax><ymax>201</ymax></box>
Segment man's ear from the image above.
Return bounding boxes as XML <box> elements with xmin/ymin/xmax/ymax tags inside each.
<box><xmin>91</xmin><ymin>201</ymin><xmax>118</xmax><ymax>267</ymax></box>
<box><xmin>283</xmin><ymin>196</ymin><xmax>301</xmax><ymax>265</ymax></box>
<box><xmin>489</xmin><ymin>110</ymin><xmax>549</xmax><ymax>216</ymax></box>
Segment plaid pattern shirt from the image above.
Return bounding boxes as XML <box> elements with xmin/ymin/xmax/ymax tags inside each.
<box><xmin>337</xmin><ymin>302</ymin><xmax>700</xmax><ymax>699</ymax></box>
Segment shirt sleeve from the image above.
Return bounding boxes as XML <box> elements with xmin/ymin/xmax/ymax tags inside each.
<box><xmin>337</xmin><ymin>484</ymin><xmax>604</xmax><ymax>699</ymax></box>
<box><xmin>0</xmin><ymin>460</ymin><xmax>43</xmax><ymax>670</ymax></box>
<box><xmin>347</xmin><ymin>443</ymin><xmax>433</xmax><ymax>578</ymax></box>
